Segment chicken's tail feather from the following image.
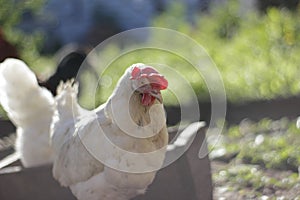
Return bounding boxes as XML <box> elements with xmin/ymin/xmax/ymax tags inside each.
<box><xmin>55</xmin><ymin>79</ymin><xmax>82</xmax><ymax>117</ymax></box>
<box><xmin>0</xmin><ymin>58</ymin><xmax>54</xmax><ymax>127</ymax></box>
<box><xmin>56</xmin><ymin>79</ymin><xmax>78</xmax><ymax>96</ymax></box>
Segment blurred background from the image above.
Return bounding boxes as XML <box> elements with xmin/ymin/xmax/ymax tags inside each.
<box><xmin>0</xmin><ymin>0</ymin><xmax>300</xmax><ymax>199</ymax></box>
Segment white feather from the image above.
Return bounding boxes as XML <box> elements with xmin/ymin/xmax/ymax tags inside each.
<box><xmin>0</xmin><ymin>58</ymin><xmax>54</xmax><ymax>167</ymax></box>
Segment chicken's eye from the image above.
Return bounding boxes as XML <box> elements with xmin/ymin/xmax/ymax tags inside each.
<box><xmin>138</xmin><ymin>79</ymin><xmax>146</xmax><ymax>86</ymax></box>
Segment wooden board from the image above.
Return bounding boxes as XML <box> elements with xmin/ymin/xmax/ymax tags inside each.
<box><xmin>0</xmin><ymin>165</ymin><xmax>76</xmax><ymax>200</ymax></box>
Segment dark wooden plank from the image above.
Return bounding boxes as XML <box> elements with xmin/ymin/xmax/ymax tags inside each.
<box><xmin>0</xmin><ymin>165</ymin><xmax>76</xmax><ymax>200</ymax></box>
<box><xmin>186</xmin><ymin>129</ymin><xmax>213</xmax><ymax>200</ymax></box>
<box><xmin>134</xmin><ymin>128</ymin><xmax>212</xmax><ymax>200</ymax></box>
<box><xmin>0</xmin><ymin>147</ymin><xmax>14</xmax><ymax>160</ymax></box>
<box><xmin>0</xmin><ymin>120</ymin><xmax>15</xmax><ymax>137</ymax></box>
<box><xmin>166</xmin><ymin>96</ymin><xmax>300</xmax><ymax>126</ymax></box>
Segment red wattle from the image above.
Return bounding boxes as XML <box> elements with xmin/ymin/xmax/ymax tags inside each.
<box><xmin>141</xmin><ymin>93</ymin><xmax>155</xmax><ymax>106</ymax></box>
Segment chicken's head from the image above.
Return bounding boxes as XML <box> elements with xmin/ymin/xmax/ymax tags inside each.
<box><xmin>130</xmin><ymin>64</ymin><xmax>168</xmax><ymax>106</ymax></box>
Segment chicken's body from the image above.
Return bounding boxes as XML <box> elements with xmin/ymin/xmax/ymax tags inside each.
<box><xmin>0</xmin><ymin>59</ymin><xmax>54</xmax><ymax>167</ymax></box>
<box><xmin>51</xmin><ymin>64</ymin><xmax>169</xmax><ymax>200</ymax></box>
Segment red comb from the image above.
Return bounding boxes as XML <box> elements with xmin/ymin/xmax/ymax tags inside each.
<box><xmin>130</xmin><ymin>66</ymin><xmax>141</xmax><ymax>80</ymax></box>
<box><xmin>148</xmin><ymin>74</ymin><xmax>168</xmax><ymax>90</ymax></box>
<box><xmin>130</xmin><ymin>65</ymin><xmax>168</xmax><ymax>90</ymax></box>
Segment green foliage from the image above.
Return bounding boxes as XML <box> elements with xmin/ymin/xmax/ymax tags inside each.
<box><xmin>214</xmin><ymin>164</ymin><xmax>299</xmax><ymax>195</ymax></box>
<box><xmin>0</xmin><ymin>0</ymin><xmax>44</xmax><ymax>29</ymax></box>
<box><xmin>211</xmin><ymin>118</ymin><xmax>300</xmax><ymax>197</ymax></box>
<box><xmin>76</xmin><ymin>1</ymin><xmax>300</xmax><ymax>108</ymax></box>
<box><xmin>238</xmin><ymin>121</ymin><xmax>300</xmax><ymax>172</ymax></box>
<box><xmin>0</xmin><ymin>0</ymin><xmax>45</xmax><ymax>65</ymax></box>
<box><xmin>153</xmin><ymin>1</ymin><xmax>300</xmax><ymax>102</ymax></box>
<box><xmin>210</xmin><ymin>118</ymin><xmax>300</xmax><ymax>172</ymax></box>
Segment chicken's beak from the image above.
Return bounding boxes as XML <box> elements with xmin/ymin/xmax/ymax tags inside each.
<box><xmin>149</xmin><ymin>90</ymin><xmax>163</xmax><ymax>103</ymax></box>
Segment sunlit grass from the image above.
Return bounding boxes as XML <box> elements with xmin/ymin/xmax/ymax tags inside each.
<box><xmin>210</xmin><ymin>118</ymin><xmax>300</xmax><ymax>197</ymax></box>
<box><xmin>209</xmin><ymin>118</ymin><xmax>300</xmax><ymax>172</ymax></box>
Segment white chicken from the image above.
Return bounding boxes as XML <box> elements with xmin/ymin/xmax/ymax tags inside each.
<box><xmin>51</xmin><ymin>63</ymin><xmax>169</xmax><ymax>200</ymax></box>
<box><xmin>0</xmin><ymin>58</ymin><xmax>54</xmax><ymax>167</ymax></box>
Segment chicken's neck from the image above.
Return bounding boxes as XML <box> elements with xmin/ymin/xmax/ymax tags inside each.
<box><xmin>129</xmin><ymin>92</ymin><xmax>153</xmax><ymax>126</ymax></box>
